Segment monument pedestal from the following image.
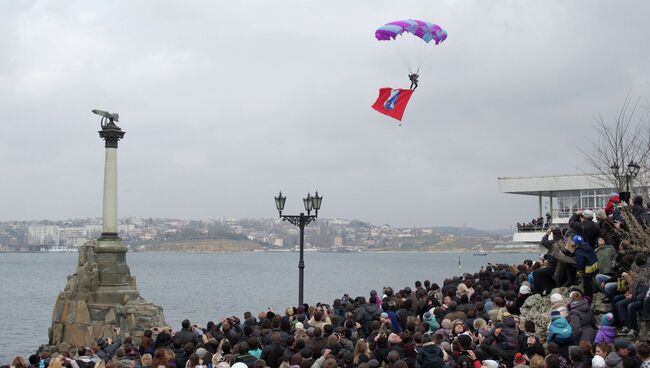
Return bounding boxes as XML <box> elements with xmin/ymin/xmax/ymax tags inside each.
<box><xmin>48</xmin><ymin>240</ymin><xmax>166</xmax><ymax>352</ymax></box>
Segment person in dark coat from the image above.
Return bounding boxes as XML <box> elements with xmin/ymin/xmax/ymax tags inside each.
<box><xmin>175</xmin><ymin>320</ymin><xmax>199</xmax><ymax>346</ymax></box>
<box><xmin>261</xmin><ymin>332</ymin><xmax>286</xmax><ymax>368</ymax></box>
<box><xmin>354</xmin><ymin>297</ymin><xmax>381</xmax><ymax>336</ymax></box>
<box><xmin>416</xmin><ymin>334</ymin><xmax>445</xmax><ymax>368</ymax></box>
<box><xmin>567</xmin><ymin>291</ymin><xmax>596</xmax><ymax>344</ymax></box>
<box><xmin>536</xmin><ymin>228</ymin><xmax>561</xmax><ymax>295</ymax></box>
<box><xmin>632</xmin><ymin>196</ymin><xmax>648</xmax><ymax>228</ymax></box>
<box><xmin>596</xmin><ymin>209</ymin><xmax>620</xmax><ymax>248</ymax></box>
<box><xmin>570</xmin><ymin>210</ymin><xmax>600</xmax><ymax>249</ymax></box>
<box><xmin>573</xmin><ymin>235</ymin><xmax>599</xmax><ymax>298</ymax></box>
<box><xmin>96</xmin><ymin>328</ymin><xmax>123</xmax><ymax>362</ymax></box>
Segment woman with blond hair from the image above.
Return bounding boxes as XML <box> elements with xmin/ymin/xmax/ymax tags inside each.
<box><xmin>353</xmin><ymin>338</ymin><xmax>371</xmax><ymax>365</ymax></box>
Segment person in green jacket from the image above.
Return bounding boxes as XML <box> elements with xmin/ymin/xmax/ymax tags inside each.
<box><xmin>595</xmin><ymin>237</ymin><xmax>617</xmax><ymax>276</ymax></box>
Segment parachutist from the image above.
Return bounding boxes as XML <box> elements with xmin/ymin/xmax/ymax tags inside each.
<box><xmin>408</xmin><ymin>73</ymin><xmax>419</xmax><ymax>90</ymax></box>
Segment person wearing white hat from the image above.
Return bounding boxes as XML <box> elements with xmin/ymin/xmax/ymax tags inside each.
<box><xmin>481</xmin><ymin>360</ymin><xmax>499</xmax><ymax>368</ymax></box>
<box><xmin>550</xmin><ymin>293</ymin><xmax>568</xmax><ymax>318</ymax></box>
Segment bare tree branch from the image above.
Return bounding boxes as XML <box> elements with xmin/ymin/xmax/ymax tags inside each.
<box><xmin>580</xmin><ymin>95</ymin><xmax>650</xmax><ymax>197</ymax></box>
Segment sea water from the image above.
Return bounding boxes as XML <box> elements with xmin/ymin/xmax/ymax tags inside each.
<box><xmin>0</xmin><ymin>251</ymin><xmax>534</xmax><ymax>362</ymax></box>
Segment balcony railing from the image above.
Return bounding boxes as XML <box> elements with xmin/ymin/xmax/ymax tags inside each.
<box><xmin>515</xmin><ymin>207</ymin><xmax>605</xmax><ymax>233</ymax></box>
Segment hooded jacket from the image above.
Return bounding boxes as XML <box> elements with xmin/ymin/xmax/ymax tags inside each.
<box><xmin>546</xmin><ymin>317</ymin><xmax>572</xmax><ymax>344</ymax></box>
<box><xmin>501</xmin><ymin>317</ymin><xmax>519</xmax><ymax>350</ymax></box>
<box><xmin>605</xmin><ymin>352</ymin><xmax>623</xmax><ymax>368</ymax></box>
<box><xmin>568</xmin><ymin>299</ymin><xmax>596</xmax><ymax>343</ymax></box>
<box><xmin>355</xmin><ymin>302</ymin><xmax>381</xmax><ymax>333</ymax></box>
<box><xmin>594</xmin><ymin>325</ymin><xmax>617</xmax><ymax>344</ymax></box>
<box><xmin>416</xmin><ymin>342</ymin><xmax>445</xmax><ymax>368</ymax></box>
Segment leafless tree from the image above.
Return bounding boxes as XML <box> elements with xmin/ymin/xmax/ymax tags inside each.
<box><xmin>580</xmin><ymin>95</ymin><xmax>650</xmax><ymax>197</ymax></box>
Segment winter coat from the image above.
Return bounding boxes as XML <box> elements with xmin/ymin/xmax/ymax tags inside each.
<box><xmin>501</xmin><ymin>317</ymin><xmax>519</xmax><ymax>351</ymax></box>
<box><xmin>96</xmin><ymin>336</ymin><xmax>122</xmax><ymax>362</ymax></box>
<box><xmin>568</xmin><ymin>299</ymin><xmax>596</xmax><ymax>343</ymax></box>
<box><xmin>575</xmin><ymin>243</ymin><xmax>599</xmax><ymax>276</ymax></box>
<box><xmin>605</xmin><ymin>352</ymin><xmax>623</xmax><ymax>368</ymax></box>
<box><xmin>633</xmin><ymin>277</ymin><xmax>650</xmax><ymax>302</ymax></box>
<box><xmin>396</xmin><ymin>308</ymin><xmax>415</xmax><ymax>331</ymax></box>
<box><xmin>355</xmin><ymin>303</ymin><xmax>381</xmax><ymax>328</ymax></box>
<box><xmin>599</xmin><ymin>219</ymin><xmax>620</xmax><ymax>249</ymax></box>
<box><xmin>570</xmin><ymin>214</ymin><xmax>600</xmax><ymax>249</ymax></box>
<box><xmin>261</xmin><ymin>343</ymin><xmax>285</xmax><ymax>368</ymax></box>
<box><xmin>594</xmin><ymin>326</ymin><xmax>617</xmax><ymax>344</ymax></box>
<box><xmin>595</xmin><ymin>244</ymin><xmax>617</xmax><ymax>275</ymax></box>
<box><xmin>541</xmin><ymin>234</ymin><xmax>559</xmax><ymax>268</ymax></box>
<box><xmin>423</xmin><ymin>318</ymin><xmax>440</xmax><ymax>332</ymax></box>
<box><xmin>386</xmin><ymin>310</ymin><xmax>401</xmax><ymax>334</ymax></box>
<box><xmin>416</xmin><ymin>342</ymin><xmax>445</xmax><ymax>368</ymax></box>
<box><xmin>547</xmin><ymin>317</ymin><xmax>572</xmax><ymax>344</ymax></box>
<box><xmin>174</xmin><ymin>329</ymin><xmax>198</xmax><ymax>346</ymax></box>
<box><xmin>633</xmin><ymin>203</ymin><xmax>648</xmax><ymax>227</ymax></box>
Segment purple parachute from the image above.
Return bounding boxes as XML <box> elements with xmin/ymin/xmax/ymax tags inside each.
<box><xmin>375</xmin><ymin>19</ymin><xmax>447</xmax><ymax>44</ymax></box>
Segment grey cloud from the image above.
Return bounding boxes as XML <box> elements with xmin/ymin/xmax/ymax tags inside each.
<box><xmin>1</xmin><ymin>1</ymin><xmax>650</xmax><ymax>229</ymax></box>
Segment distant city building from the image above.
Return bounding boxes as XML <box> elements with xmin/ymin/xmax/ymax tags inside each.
<box><xmin>59</xmin><ymin>227</ymin><xmax>88</xmax><ymax>247</ymax></box>
<box><xmin>334</xmin><ymin>236</ymin><xmax>343</xmax><ymax>247</ymax></box>
<box><xmin>28</xmin><ymin>225</ymin><xmax>59</xmax><ymax>246</ymax></box>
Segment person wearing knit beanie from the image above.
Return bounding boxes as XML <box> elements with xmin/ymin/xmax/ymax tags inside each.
<box><xmin>594</xmin><ymin>313</ymin><xmax>616</xmax><ymax>344</ymax></box>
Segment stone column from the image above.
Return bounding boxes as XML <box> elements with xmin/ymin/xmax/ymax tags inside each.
<box><xmin>97</xmin><ymin>122</ymin><xmax>131</xmax><ymax>286</ymax></box>
<box><xmin>98</xmin><ymin>123</ymin><xmax>124</xmax><ymax>241</ymax></box>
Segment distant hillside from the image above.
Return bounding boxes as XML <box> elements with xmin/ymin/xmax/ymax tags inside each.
<box><xmin>132</xmin><ymin>239</ymin><xmax>261</xmax><ymax>252</ymax></box>
<box><xmin>428</xmin><ymin>226</ymin><xmax>502</xmax><ymax>238</ymax></box>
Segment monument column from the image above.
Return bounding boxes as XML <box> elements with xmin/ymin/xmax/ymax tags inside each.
<box><xmin>99</xmin><ymin>121</ymin><xmax>124</xmax><ymax>241</ymax></box>
<box><xmin>94</xmin><ymin>112</ymin><xmax>132</xmax><ymax>287</ymax></box>
<box><xmin>48</xmin><ymin>110</ymin><xmax>166</xmax><ymax>351</ymax></box>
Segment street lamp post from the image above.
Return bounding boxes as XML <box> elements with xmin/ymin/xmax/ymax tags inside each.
<box><xmin>610</xmin><ymin>161</ymin><xmax>641</xmax><ymax>202</ymax></box>
<box><xmin>274</xmin><ymin>191</ymin><xmax>323</xmax><ymax>306</ymax></box>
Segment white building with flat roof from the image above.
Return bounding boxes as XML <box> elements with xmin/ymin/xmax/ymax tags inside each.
<box><xmin>28</xmin><ymin>225</ymin><xmax>59</xmax><ymax>246</ymax></box>
<box><xmin>498</xmin><ymin>173</ymin><xmax>620</xmax><ymax>242</ymax></box>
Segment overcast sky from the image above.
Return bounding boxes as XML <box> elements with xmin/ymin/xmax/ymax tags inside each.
<box><xmin>1</xmin><ymin>1</ymin><xmax>649</xmax><ymax>229</ymax></box>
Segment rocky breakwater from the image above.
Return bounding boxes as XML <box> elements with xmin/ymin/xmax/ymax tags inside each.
<box><xmin>48</xmin><ymin>241</ymin><xmax>166</xmax><ymax>352</ymax></box>
<box><xmin>520</xmin><ymin>287</ymin><xmax>647</xmax><ymax>340</ymax></box>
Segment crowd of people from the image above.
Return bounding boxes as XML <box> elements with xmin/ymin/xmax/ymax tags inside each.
<box><xmin>4</xmin><ymin>200</ymin><xmax>650</xmax><ymax>368</ymax></box>
<box><xmin>517</xmin><ymin>213</ymin><xmax>554</xmax><ymax>232</ymax></box>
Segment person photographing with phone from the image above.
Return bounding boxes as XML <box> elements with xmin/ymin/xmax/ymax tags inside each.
<box><xmin>96</xmin><ymin>327</ymin><xmax>122</xmax><ymax>362</ymax></box>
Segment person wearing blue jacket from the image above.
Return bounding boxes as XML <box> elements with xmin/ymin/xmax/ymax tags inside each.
<box><xmin>573</xmin><ymin>235</ymin><xmax>599</xmax><ymax>298</ymax></box>
<box><xmin>547</xmin><ymin>311</ymin><xmax>573</xmax><ymax>345</ymax></box>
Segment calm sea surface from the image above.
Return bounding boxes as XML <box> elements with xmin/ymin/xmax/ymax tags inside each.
<box><xmin>0</xmin><ymin>251</ymin><xmax>534</xmax><ymax>362</ymax></box>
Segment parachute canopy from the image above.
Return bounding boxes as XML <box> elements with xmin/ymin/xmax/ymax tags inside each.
<box><xmin>375</xmin><ymin>19</ymin><xmax>447</xmax><ymax>44</ymax></box>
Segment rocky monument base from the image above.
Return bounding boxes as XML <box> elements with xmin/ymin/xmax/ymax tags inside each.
<box><xmin>48</xmin><ymin>241</ymin><xmax>166</xmax><ymax>352</ymax></box>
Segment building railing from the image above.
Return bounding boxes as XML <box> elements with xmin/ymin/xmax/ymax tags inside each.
<box><xmin>515</xmin><ymin>207</ymin><xmax>605</xmax><ymax>232</ymax></box>
<box><xmin>551</xmin><ymin>207</ymin><xmax>604</xmax><ymax>219</ymax></box>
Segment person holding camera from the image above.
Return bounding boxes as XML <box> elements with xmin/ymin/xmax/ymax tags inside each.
<box><xmin>96</xmin><ymin>327</ymin><xmax>122</xmax><ymax>362</ymax></box>
<box><xmin>175</xmin><ymin>319</ymin><xmax>199</xmax><ymax>346</ymax></box>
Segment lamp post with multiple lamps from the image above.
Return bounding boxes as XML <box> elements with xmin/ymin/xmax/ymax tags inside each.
<box><xmin>274</xmin><ymin>191</ymin><xmax>323</xmax><ymax>306</ymax></box>
<box><xmin>611</xmin><ymin>161</ymin><xmax>641</xmax><ymax>202</ymax></box>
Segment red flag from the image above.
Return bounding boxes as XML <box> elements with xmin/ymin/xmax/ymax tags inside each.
<box><xmin>371</xmin><ymin>88</ymin><xmax>414</xmax><ymax>121</ymax></box>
